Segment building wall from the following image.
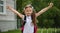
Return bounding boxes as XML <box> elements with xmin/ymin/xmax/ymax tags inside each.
<box><xmin>0</xmin><ymin>0</ymin><xmax>17</xmax><ymax>32</ymax></box>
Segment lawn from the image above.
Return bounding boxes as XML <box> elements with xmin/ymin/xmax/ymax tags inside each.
<box><xmin>0</xmin><ymin>30</ymin><xmax>21</xmax><ymax>33</ymax></box>
<box><xmin>0</xmin><ymin>28</ymin><xmax>60</xmax><ymax>33</ymax></box>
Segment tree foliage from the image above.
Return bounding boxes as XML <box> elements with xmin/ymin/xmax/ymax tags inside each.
<box><xmin>16</xmin><ymin>0</ymin><xmax>60</xmax><ymax>28</ymax></box>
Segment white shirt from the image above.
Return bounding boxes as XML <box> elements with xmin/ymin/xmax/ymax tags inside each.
<box><xmin>23</xmin><ymin>15</ymin><xmax>34</xmax><ymax>33</ymax></box>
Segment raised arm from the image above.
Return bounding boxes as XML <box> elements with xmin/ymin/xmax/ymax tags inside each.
<box><xmin>7</xmin><ymin>6</ymin><xmax>24</xmax><ymax>18</ymax></box>
<box><xmin>36</xmin><ymin>3</ymin><xmax>53</xmax><ymax>17</ymax></box>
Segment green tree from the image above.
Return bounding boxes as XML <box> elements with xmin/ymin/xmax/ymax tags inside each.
<box><xmin>16</xmin><ymin>0</ymin><xmax>60</xmax><ymax>28</ymax></box>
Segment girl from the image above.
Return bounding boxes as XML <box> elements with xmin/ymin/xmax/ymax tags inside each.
<box><xmin>7</xmin><ymin>3</ymin><xmax>53</xmax><ymax>33</ymax></box>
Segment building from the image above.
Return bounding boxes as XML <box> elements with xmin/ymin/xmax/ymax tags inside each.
<box><xmin>0</xmin><ymin>0</ymin><xmax>17</xmax><ymax>32</ymax></box>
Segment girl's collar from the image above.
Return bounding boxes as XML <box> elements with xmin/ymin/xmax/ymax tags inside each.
<box><xmin>25</xmin><ymin>15</ymin><xmax>31</xmax><ymax>17</ymax></box>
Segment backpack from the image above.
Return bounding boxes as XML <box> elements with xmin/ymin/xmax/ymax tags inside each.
<box><xmin>21</xmin><ymin>15</ymin><xmax>37</xmax><ymax>33</ymax></box>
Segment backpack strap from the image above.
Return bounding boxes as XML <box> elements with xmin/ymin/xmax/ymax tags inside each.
<box><xmin>23</xmin><ymin>15</ymin><xmax>33</xmax><ymax>26</ymax></box>
<box><xmin>21</xmin><ymin>15</ymin><xmax>26</xmax><ymax>33</ymax></box>
<box><xmin>23</xmin><ymin>15</ymin><xmax>26</xmax><ymax>26</ymax></box>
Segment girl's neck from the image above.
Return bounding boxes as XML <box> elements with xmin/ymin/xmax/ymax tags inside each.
<box><xmin>25</xmin><ymin>14</ymin><xmax>31</xmax><ymax>16</ymax></box>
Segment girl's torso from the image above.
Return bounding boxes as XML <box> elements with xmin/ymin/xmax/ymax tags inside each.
<box><xmin>23</xmin><ymin>15</ymin><xmax>34</xmax><ymax>33</ymax></box>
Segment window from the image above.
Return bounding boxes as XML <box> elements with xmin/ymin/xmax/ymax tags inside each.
<box><xmin>0</xmin><ymin>0</ymin><xmax>6</xmax><ymax>14</ymax></box>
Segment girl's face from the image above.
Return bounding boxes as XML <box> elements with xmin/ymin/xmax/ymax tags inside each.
<box><xmin>24</xmin><ymin>7</ymin><xmax>33</xmax><ymax>16</ymax></box>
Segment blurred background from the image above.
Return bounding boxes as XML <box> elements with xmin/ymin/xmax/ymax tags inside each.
<box><xmin>17</xmin><ymin>0</ymin><xmax>60</xmax><ymax>28</ymax></box>
<box><xmin>0</xmin><ymin>0</ymin><xmax>60</xmax><ymax>33</ymax></box>
<box><xmin>16</xmin><ymin>0</ymin><xmax>60</xmax><ymax>33</ymax></box>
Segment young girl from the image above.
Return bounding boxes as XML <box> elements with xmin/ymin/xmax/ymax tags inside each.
<box><xmin>7</xmin><ymin>3</ymin><xmax>53</xmax><ymax>33</ymax></box>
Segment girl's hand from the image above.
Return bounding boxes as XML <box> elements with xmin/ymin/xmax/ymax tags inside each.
<box><xmin>49</xmin><ymin>3</ymin><xmax>53</xmax><ymax>7</ymax></box>
<box><xmin>6</xmin><ymin>5</ymin><xmax>11</xmax><ymax>10</ymax></box>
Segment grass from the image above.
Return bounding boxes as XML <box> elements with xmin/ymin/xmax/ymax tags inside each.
<box><xmin>0</xmin><ymin>30</ymin><xmax>21</xmax><ymax>33</ymax></box>
<box><xmin>0</xmin><ymin>28</ymin><xmax>60</xmax><ymax>33</ymax></box>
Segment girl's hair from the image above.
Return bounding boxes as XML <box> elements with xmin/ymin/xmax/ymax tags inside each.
<box><xmin>22</xmin><ymin>4</ymin><xmax>37</xmax><ymax>25</ymax></box>
<box><xmin>31</xmin><ymin>11</ymin><xmax>36</xmax><ymax>25</ymax></box>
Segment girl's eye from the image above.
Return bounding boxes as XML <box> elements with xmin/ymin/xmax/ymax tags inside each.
<box><xmin>30</xmin><ymin>10</ymin><xmax>31</xmax><ymax>11</ymax></box>
<box><xmin>26</xmin><ymin>10</ymin><xmax>29</xmax><ymax>12</ymax></box>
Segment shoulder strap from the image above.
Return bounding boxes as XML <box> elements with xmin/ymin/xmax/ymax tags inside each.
<box><xmin>31</xmin><ymin>15</ymin><xmax>33</xmax><ymax>20</ymax></box>
<box><xmin>22</xmin><ymin>15</ymin><xmax>33</xmax><ymax>26</ymax></box>
<box><xmin>24</xmin><ymin>15</ymin><xmax>26</xmax><ymax>22</ymax></box>
<box><xmin>23</xmin><ymin>15</ymin><xmax>26</xmax><ymax>26</ymax></box>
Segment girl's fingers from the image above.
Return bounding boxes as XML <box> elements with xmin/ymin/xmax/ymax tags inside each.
<box><xmin>49</xmin><ymin>3</ymin><xmax>53</xmax><ymax>6</ymax></box>
<box><xmin>48</xmin><ymin>3</ymin><xmax>53</xmax><ymax>7</ymax></box>
<box><xmin>6</xmin><ymin>5</ymin><xmax>11</xmax><ymax>9</ymax></box>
